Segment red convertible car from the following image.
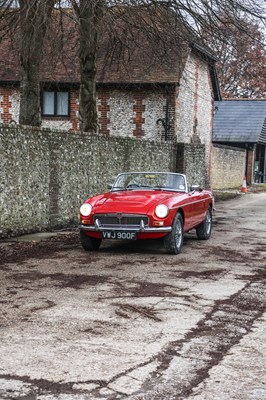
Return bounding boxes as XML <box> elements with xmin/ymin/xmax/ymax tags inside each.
<box><xmin>79</xmin><ymin>172</ymin><xmax>214</xmax><ymax>254</ymax></box>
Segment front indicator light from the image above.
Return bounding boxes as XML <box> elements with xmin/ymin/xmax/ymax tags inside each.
<box><xmin>155</xmin><ymin>204</ymin><xmax>169</xmax><ymax>218</ymax></box>
<box><xmin>81</xmin><ymin>219</ymin><xmax>90</xmax><ymax>225</ymax></box>
<box><xmin>153</xmin><ymin>221</ymin><xmax>164</xmax><ymax>227</ymax></box>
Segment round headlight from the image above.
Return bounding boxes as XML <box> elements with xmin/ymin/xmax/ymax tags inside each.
<box><xmin>155</xmin><ymin>204</ymin><xmax>169</xmax><ymax>218</ymax></box>
<box><xmin>80</xmin><ymin>203</ymin><xmax>92</xmax><ymax>217</ymax></box>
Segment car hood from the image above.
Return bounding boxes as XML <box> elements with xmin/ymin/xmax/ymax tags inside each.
<box><xmin>91</xmin><ymin>190</ymin><xmax>183</xmax><ymax>214</ymax></box>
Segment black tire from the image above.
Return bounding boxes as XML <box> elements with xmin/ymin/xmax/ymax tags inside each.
<box><xmin>164</xmin><ymin>212</ymin><xmax>184</xmax><ymax>254</ymax></box>
<box><xmin>196</xmin><ymin>207</ymin><xmax>212</xmax><ymax>240</ymax></box>
<box><xmin>80</xmin><ymin>231</ymin><xmax>102</xmax><ymax>251</ymax></box>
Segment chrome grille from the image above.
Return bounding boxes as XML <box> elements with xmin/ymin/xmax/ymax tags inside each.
<box><xmin>93</xmin><ymin>214</ymin><xmax>149</xmax><ymax>227</ymax></box>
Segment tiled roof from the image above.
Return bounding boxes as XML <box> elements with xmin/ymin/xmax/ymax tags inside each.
<box><xmin>0</xmin><ymin>35</ymin><xmax>21</xmax><ymax>81</ymax></box>
<box><xmin>0</xmin><ymin>8</ymin><xmax>216</xmax><ymax>86</ymax></box>
<box><xmin>213</xmin><ymin>100</ymin><xmax>266</xmax><ymax>144</ymax></box>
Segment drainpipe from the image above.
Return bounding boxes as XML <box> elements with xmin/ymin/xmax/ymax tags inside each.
<box><xmin>245</xmin><ymin>143</ymin><xmax>249</xmax><ymax>181</ymax></box>
<box><xmin>264</xmin><ymin>147</ymin><xmax>266</xmax><ymax>183</ymax></box>
<box><xmin>164</xmin><ymin>96</ymin><xmax>169</xmax><ymax>141</ymax></box>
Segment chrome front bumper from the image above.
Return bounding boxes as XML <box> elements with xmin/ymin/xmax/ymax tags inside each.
<box><xmin>79</xmin><ymin>224</ymin><xmax>172</xmax><ymax>233</ymax></box>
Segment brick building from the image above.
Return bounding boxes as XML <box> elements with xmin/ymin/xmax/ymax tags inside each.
<box><xmin>0</xmin><ymin>11</ymin><xmax>221</xmax><ymax>172</ymax></box>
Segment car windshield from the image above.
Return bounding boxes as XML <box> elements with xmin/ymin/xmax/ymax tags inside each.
<box><xmin>111</xmin><ymin>172</ymin><xmax>186</xmax><ymax>192</ymax></box>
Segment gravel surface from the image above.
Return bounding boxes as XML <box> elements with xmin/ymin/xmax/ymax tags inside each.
<box><xmin>0</xmin><ymin>193</ymin><xmax>265</xmax><ymax>399</ymax></box>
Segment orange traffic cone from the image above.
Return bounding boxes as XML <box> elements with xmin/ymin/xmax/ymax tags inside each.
<box><xmin>241</xmin><ymin>176</ymin><xmax>247</xmax><ymax>193</ymax></box>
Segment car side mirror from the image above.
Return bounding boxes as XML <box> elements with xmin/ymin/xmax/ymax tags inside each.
<box><xmin>107</xmin><ymin>184</ymin><xmax>113</xmax><ymax>190</ymax></box>
<box><xmin>190</xmin><ymin>185</ymin><xmax>202</xmax><ymax>192</ymax></box>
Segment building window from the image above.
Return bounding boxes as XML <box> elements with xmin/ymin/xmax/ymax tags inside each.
<box><xmin>42</xmin><ymin>90</ymin><xmax>69</xmax><ymax>117</ymax></box>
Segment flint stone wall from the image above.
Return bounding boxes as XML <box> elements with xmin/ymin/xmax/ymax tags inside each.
<box><xmin>211</xmin><ymin>144</ymin><xmax>246</xmax><ymax>189</ymax></box>
<box><xmin>0</xmin><ymin>126</ymin><xmax>210</xmax><ymax>238</ymax></box>
<box><xmin>176</xmin><ymin>143</ymin><xmax>208</xmax><ymax>187</ymax></box>
<box><xmin>1</xmin><ymin>126</ymin><xmax>247</xmax><ymax>238</ymax></box>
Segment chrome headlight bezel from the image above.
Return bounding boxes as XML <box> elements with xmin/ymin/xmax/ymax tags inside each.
<box><xmin>80</xmin><ymin>203</ymin><xmax>92</xmax><ymax>217</ymax></box>
<box><xmin>155</xmin><ymin>204</ymin><xmax>169</xmax><ymax>219</ymax></box>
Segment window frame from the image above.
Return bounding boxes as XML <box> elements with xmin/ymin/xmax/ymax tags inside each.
<box><xmin>41</xmin><ymin>89</ymin><xmax>70</xmax><ymax>118</ymax></box>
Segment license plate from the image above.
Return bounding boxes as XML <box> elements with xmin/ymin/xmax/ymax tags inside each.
<box><xmin>102</xmin><ymin>231</ymin><xmax>136</xmax><ymax>240</ymax></box>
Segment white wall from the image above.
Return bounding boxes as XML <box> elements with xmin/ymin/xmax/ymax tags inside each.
<box><xmin>176</xmin><ymin>51</ymin><xmax>213</xmax><ymax>166</ymax></box>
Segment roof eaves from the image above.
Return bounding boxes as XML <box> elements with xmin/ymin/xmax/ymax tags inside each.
<box><xmin>213</xmin><ymin>137</ymin><xmax>257</xmax><ymax>143</ymax></box>
<box><xmin>258</xmin><ymin>118</ymin><xmax>266</xmax><ymax>144</ymax></box>
<box><xmin>209</xmin><ymin>65</ymin><xmax>221</xmax><ymax>101</ymax></box>
<box><xmin>191</xmin><ymin>42</ymin><xmax>218</xmax><ymax>62</ymax></box>
<box><xmin>96</xmin><ymin>81</ymin><xmax>179</xmax><ymax>87</ymax></box>
<box><xmin>0</xmin><ymin>80</ymin><xmax>20</xmax><ymax>86</ymax></box>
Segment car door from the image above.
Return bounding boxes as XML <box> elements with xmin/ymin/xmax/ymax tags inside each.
<box><xmin>195</xmin><ymin>190</ymin><xmax>208</xmax><ymax>225</ymax></box>
<box><xmin>186</xmin><ymin>189</ymin><xmax>206</xmax><ymax>228</ymax></box>
<box><xmin>180</xmin><ymin>190</ymin><xmax>200</xmax><ymax>230</ymax></box>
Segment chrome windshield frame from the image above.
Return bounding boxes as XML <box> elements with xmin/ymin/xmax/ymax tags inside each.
<box><xmin>110</xmin><ymin>172</ymin><xmax>188</xmax><ymax>193</ymax></box>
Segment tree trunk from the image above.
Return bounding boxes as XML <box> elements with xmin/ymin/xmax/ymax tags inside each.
<box><xmin>19</xmin><ymin>0</ymin><xmax>55</xmax><ymax>126</ymax></box>
<box><xmin>78</xmin><ymin>0</ymin><xmax>104</xmax><ymax>133</ymax></box>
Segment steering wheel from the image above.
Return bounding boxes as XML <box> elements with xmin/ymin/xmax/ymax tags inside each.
<box><xmin>127</xmin><ymin>183</ymin><xmax>140</xmax><ymax>189</ymax></box>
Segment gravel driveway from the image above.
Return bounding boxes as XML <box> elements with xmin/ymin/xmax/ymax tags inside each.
<box><xmin>0</xmin><ymin>193</ymin><xmax>265</xmax><ymax>400</ymax></box>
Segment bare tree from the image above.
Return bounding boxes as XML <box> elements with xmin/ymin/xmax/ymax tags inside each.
<box><xmin>0</xmin><ymin>1</ymin><xmax>57</xmax><ymax>126</ymax></box>
<box><xmin>69</xmin><ymin>0</ymin><xmax>105</xmax><ymax>133</ymax></box>
<box><xmin>62</xmin><ymin>0</ymin><xmax>266</xmax><ymax>132</ymax></box>
<box><xmin>208</xmin><ymin>19</ymin><xmax>266</xmax><ymax>98</ymax></box>
<box><xmin>1</xmin><ymin>0</ymin><xmax>265</xmax><ymax>130</ymax></box>
<box><xmin>18</xmin><ymin>0</ymin><xmax>56</xmax><ymax>126</ymax></box>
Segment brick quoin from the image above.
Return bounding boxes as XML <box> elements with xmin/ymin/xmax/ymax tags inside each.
<box><xmin>162</xmin><ymin>87</ymin><xmax>176</xmax><ymax>141</ymax></box>
<box><xmin>133</xmin><ymin>94</ymin><xmax>145</xmax><ymax>138</ymax></box>
<box><xmin>0</xmin><ymin>88</ymin><xmax>12</xmax><ymax>123</ymax></box>
<box><xmin>208</xmin><ymin>69</ymin><xmax>214</xmax><ymax>179</ymax></box>
<box><xmin>247</xmin><ymin>146</ymin><xmax>255</xmax><ymax>185</ymax></box>
<box><xmin>193</xmin><ymin>59</ymin><xmax>200</xmax><ymax>134</ymax></box>
<box><xmin>69</xmin><ymin>89</ymin><xmax>79</xmax><ymax>131</ymax></box>
<box><xmin>98</xmin><ymin>89</ymin><xmax>110</xmax><ymax>135</ymax></box>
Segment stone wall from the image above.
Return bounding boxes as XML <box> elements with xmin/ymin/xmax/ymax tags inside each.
<box><xmin>1</xmin><ymin>125</ymin><xmax>247</xmax><ymax>237</ymax></box>
<box><xmin>0</xmin><ymin>125</ymin><xmax>178</xmax><ymax>237</ymax></box>
<box><xmin>176</xmin><ymin>143</ymin><xmax>208</xmax><ymax>188</ymax></box>
<box><xmin>0</xmin><ymin>86</ymin><xmax>172</xmax><ymax>141</ymax></box>
<box><xmin>211</xmin><ymin>144</ymin><xmax>246</xmax><ymax>189</ymax></box>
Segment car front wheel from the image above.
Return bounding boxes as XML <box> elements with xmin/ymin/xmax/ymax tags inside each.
<box><xmin>196</xmin><ymin>207</ymin><xmax>212</xmax><ymax>240</ymax></box>
<box><xmin>164</xmin><ymin>212</ymin><xmax>184</xmax><ymax>254</ymax></box>
<box><xmin>80</xmin><ymin>231</ymin><xmax>102</xmax><ymax>251</ymax></box>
